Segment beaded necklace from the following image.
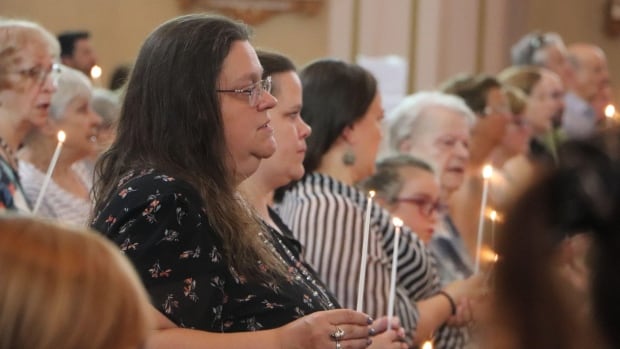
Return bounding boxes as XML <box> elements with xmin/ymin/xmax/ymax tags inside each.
<box><xmin>0</xmin><ymin>137</ymin><xmax>18</xmax><ymax>170</ymax></box>
<box><xmin>259</xmin><ymin>226</ymin><xmax>336</xmax><ymax>311</ymax></box>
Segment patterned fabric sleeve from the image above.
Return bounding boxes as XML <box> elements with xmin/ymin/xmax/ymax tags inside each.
<box><xmin>93</xmin><ymin>175</ymin><xmax>228</xmax><ymax>329</ymax></box>
<box><xmin>0</xmin><ymin>160</ymin><xmax>19</xmax><ymax>211</ymax></box>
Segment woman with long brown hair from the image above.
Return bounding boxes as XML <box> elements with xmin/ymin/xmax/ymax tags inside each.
<box><xmin>91</xmin><ymin>14</ymin><xmax>373</xmax><ymax>349</ymax></box>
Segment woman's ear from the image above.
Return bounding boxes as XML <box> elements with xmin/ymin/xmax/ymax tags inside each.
<box><xmin>341</xmin><ymin>123</ymin><xmax>355</xmax><ymax>145</ymax></box>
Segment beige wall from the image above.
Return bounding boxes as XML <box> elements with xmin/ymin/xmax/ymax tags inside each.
<box><xmin>0</xmin><ymin>0</ymin><xmax>329</xmax><ymax>87</ymax></box>
<box><xmin>1</xmin><ymin>0</ymin><xmax>180</xmax><ymax>86</ymax></box>
<box><xmin>524</xmin><ymin>0</ymin><xmax>620</xmax><ymax>101</ymax></box>
<box><xmin>1</xmin><ymin>0</ymin><xmax>617</xmax><ymax>98</ymax></box>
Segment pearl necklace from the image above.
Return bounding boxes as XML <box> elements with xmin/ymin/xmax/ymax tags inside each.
<box><xmin>0</xmin><ymin>137</ymin><xmax>18</xmax><ymax>170</ymax></box>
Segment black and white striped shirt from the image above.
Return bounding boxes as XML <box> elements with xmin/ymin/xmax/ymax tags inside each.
<box><xmin>277</xmin><ymin>172</ymin><xmax>467</xmax><ymax>348</ymax></box>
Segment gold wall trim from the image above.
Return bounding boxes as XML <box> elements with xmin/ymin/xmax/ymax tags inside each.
<box><xmin>176</xmin><ymin>0</ymin><xmax>324</xmax><ymax>25</ymax></box>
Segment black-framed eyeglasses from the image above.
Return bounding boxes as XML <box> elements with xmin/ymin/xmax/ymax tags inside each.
<box><xmin>10</xmin><ymin>63</ymin><xmax>61</xmax><ymax>86</ymax></box>
<box><xmin>216</xmin><ymin>76</ymin><xmax>272</xmax><ymax>107</ymax></box>
<box><xmin>393</xmin><ymin>196</ymin><xmax>442</xmax><ymax>217</ymax></box>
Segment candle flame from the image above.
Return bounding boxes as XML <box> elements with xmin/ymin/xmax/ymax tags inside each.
<box><xmin>481</xmin><ymin>246</ymin><xmax>498</xmax><ymax>263</ymax></box>
<box><xmin>605</xmin><ymin>104</ymin><xmax>616</xmax><ymax>118</ymax></box>
<box><xmin>57</xmin><ymin>130</ymin><xmax>66</xmax><ymax>143</ymax></box>
<box><xmin>422</xmin><ymin>341</ymin><xmax>433</xmax><ymax>349</ymax></box>
<box><xmin>368</xmin><ymin>190</ymin><xmax>375</xmax><ymax>198</ymax></box>
<box><xmin>392</xmin><ymin>216</ymin><xmax>403</xmax><ymax>227</ymax></box>
<box><xmin>490</xmin><ymin>210</ymin><xmax>498</xmax><ymax>221</ymax></box>
<box><xmin>482</xmin><ymin>165</ymin><xmax>493</xmax><ymax>179</ymax></box>
<box><xmin>90</xmin><ymin>65</ymin><xmax>102</xmax><ymax>79</ymax></box>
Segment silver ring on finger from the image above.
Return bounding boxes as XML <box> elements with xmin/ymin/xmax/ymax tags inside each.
<box><xmin>330</xmin><ymin>327</ymin><xmax>345</xmax><ymax>341</ymax></box>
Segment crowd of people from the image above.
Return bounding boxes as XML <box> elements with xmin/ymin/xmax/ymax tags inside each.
<box><xmin>0</xmin><ymin>12</ymin><xmax>618</xmax><ymax>349</ymax></box>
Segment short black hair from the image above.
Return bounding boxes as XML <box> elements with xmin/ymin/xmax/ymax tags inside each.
<box><xmin>57</xmin><ymin>30</ymin><xmax>90</xmax><ymax>57</ymax></box>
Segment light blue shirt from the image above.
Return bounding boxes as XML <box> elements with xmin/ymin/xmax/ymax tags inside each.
<box><xmin>561</xmin><ymin>91</ymin><xmax>597</xmax><ymax>140</ymax></box>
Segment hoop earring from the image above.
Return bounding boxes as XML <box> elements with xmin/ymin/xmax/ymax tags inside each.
<box><xmin>342</xmin><ymin>148</ymin><xmax>356</xmax><ymax>166</ymax></box>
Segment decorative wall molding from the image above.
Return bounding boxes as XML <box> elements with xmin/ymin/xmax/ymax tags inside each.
<box><xmin>176</xmin><ymin>0</ymin><xmax>324</xmax><ymax>25</ymax></box>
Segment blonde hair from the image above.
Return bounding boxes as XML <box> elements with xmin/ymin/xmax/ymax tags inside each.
<box><xmin>498</xmin><ymin>65</ymin><xmax>542</xmax><ymax>96</ymax></box>
<box><xmin>0</xmin><ymin>216</ymin><xmax>153</xmax><ymax>349</ymax></box>
<box><xmin>0</xmin><ymin>18</ymin><xmax>60</xmax><ymax>90</ymax></box>
<box><xmin>504</xmin><ymin>85</ymin><xmax>528</xmax><ymax>115</ymax></box>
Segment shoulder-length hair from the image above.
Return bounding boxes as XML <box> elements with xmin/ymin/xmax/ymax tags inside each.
<box><xmin>92</xmin><ymin>14</ymin><xmax>282</xmax><ymax>278</ymax></box>
<box><xmin>299</xmin><ymin>59</ymin><xmax>377</xmax><ymax>173</ymax></box>
<box><xmin>0</xmin><ymin>216</ymin><xmax>152</xmax><ymax>349</ymax></box>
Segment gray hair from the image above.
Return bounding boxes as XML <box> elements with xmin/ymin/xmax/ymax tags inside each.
<box><xmin>49</xmin><ymin>64</ymin><xmax>92</xmax><ymax>121</ymax></box>
<box><xmin>91</xmin><ymin>88</ymin><xmax>120</xmax><ymax>127</ymax></box>
<box><xmin>0</xmin><ymin>18</ymin><xmax>60</xmax><ymax>87</ymax></box>
<box><xmin>511</xmin><ymin>31</ymin><xmax>566</xmax><ymax>67</ymax></box>
<box><xmin>383</xmin><ymin>91</ymin><xmax>475</xmax><ymax>156</ymax></box>
<box><xmin>358</xmin><ymin>154</ymin><xmax>434</xmax><ymax>203</ymax></box>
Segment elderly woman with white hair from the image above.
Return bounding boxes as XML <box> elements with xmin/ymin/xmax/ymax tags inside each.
<box><xmin>0</xmin><ymin>19</ymin><xmax>59</xmax><ymax>211</ymax></box>
<box><xmin>19</xmin><ymin>64</ymin><xmax>102</xmax><ymax>226</ymax></box>
<box><xmin>383</xmin><ymin>91</ymin><xmax>477</xmax><ymax>285</ymax></box>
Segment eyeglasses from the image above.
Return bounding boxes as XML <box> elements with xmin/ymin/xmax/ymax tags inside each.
<box><xmin>483</xmin><ymin>104</ymin><xmax>511</xmax><ymax>117</ymax></box>
<box><xmin>393</xmin><ymin>196</ymin><xmax>442</xmax><ymax>217</ymax></box>
<box><xmin>216</xmin><ymin>76</ymin><xmax>272</xmax><ymax>107</ymax></box>
<box><xmin>10</xmin><ymin>63</ymin><xmax>61</xmax><ymax>86</ymax></box>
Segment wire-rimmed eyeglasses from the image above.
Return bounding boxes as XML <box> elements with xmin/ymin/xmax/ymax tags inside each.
<box><xmin>217</xmin><ymin>76</ymin><xmax>272</xmax><ymax>107</ymax></box>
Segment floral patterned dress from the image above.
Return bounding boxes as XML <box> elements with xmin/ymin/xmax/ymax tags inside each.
<box><xmin>0</xmin><ymin>158</ymin><xmax>30</xmax><ymax>212</ymax></box>
<box><xmin>91</xmin><ymin>169</ymin><xmax>339</xmax><ymax>331</ymax></box>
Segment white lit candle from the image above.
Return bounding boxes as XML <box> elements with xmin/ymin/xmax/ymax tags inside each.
<box><xmin>489</xmin><ymin>210</ymin><xmax>498</xmax><ymax>251</ymax></box>
<box><xmin>605</xmin><ymin>104</ymin><xmax>615</xmax><ymax>119</ymax></box>
<box><xmin>90</xmin><ymin>65</ymin><xmax>102</xmax><ymax>87</ymax></box>
<box><xmin>475</xmin><ymin>165</ymin><xmax>493</xmax><ymax>273</ymax></box>
<box><xmin>356</xmin><ymin>190</ymin><xmax>375</xmax><ymax>312</ymax></box>
<box><xmin>33</xmin><ymin>131</ymin><xmax>65</xmax><ymax>214</ymax></box>
<box><xmin>387</xmin><ymin>216</ymin><xmax>403</xmax><ymax>327</ymax></box>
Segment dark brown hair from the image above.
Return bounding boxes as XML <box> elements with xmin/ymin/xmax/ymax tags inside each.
<box><xmin>300</xmin><ymin>59</ymin><xmax>377</xmax><ymax>173</ymax></box>
<box><xmin>495</xmin><ymin>127</ymin><xmax>620</xmax><ymax>348</ymax></box>
<box><xmin>439</xmin><ymin>73</ymin><xmax>502</xmax><ymax>115</ymax></box>
<box><xmin>92</xmin><ymin>14</ymin><xmax>282</xmax><ymax>278</ymax></box>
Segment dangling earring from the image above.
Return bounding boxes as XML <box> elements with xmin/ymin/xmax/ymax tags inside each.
<box><xmin>342</xmin><ymin>147</ymin><xmax>356</xmax><ymax>166</ymax></box>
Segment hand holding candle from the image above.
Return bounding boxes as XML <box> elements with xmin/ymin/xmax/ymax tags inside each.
<box><xmin>475</xmin><ymin>165</ymin><xmax>493</xmax><ymax>273</ymax></box>
<box><xmin>33</xmin><ymin>131</ymin><xmax>65</xmax><ymax>214</ymax></box>
<box><xmin>356</xmin><ymin>190</ymin><xmax>375</xmax><ymax>312</ymax></box>
<box><xmin>387</xmin><ymin>216</ymin><xmax>403</xmax><ymax>327</ymax></box>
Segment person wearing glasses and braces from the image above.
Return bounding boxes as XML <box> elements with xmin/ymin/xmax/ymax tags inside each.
<box><xmin>0</xmin><ymin>19</ymin><xmax>60</xmax><ymax>211</ymax></box>
<box><xmin>92</xmin><ymin>14</ymin><xmax>375</xmax><ymax>349</ymax></box>
<box><xmin>359</xmin><ymin>154</ymin><xmax>441</xmax><ymax>245</ymax></box>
